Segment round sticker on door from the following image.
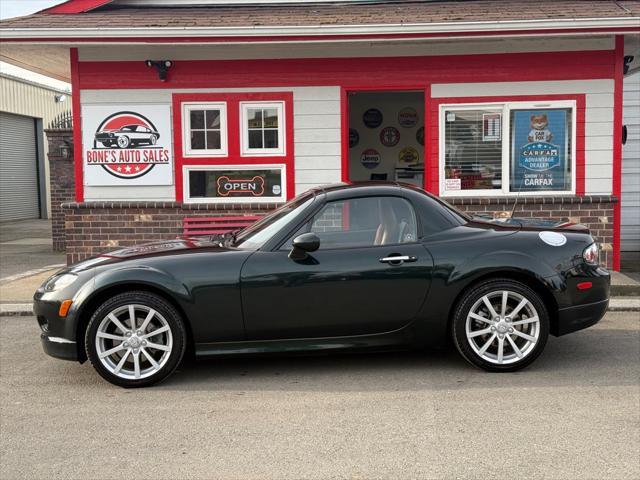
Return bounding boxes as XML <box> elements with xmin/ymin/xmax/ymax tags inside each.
<box><xmin>361</xmin><ymin>149</ymin><xmax>381</xmax><ymax>169</ymax></box>
<box><xmin>398</xmin><ymin>146</ymin><xmax>419</xmax><ymax>165</ymax></box>
<box><xmin>349</xmin><ymin>128</ymin><xmax>359</xmax><ymax>148</ymax></box>
<box><xmin>379</xmin><ymin>126</ymin><xmax>400</xmax><ymax>147</ymax></box>
<box><xmin>416</xmin><ymin>126</ymin><xmax>425</xmax><ymax>146</ymax></box>
<box><xmin>538</xmin><ymin>231</ymin><xmax>567</xmax><ymax>246</ymax></box>
<box><xmin>363</xmin><ymin>109</ymin><xmax>383</xmax><ymax>128</ymax></box>
<box><xmin>398</xmin><ymin>107</ymin><xmax>418</xmax><ymax>128</ymax></box>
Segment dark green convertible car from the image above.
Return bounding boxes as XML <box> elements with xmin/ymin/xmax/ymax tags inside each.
<box><xmin>34</xmin><ymin>183</ymin><xmax>610</xmax><ymax>387</ymax></box>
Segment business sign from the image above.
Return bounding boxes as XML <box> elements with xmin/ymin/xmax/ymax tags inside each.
<box><xmin>82</xmin><ymin>104</ymin><xmax>173</xmax><ymax>186</ymax></box>
<box><xmin>511</xmin><ymin>109</ymin><xmax>569</xmax><ymax>191</ymax></box>
<box><xmin>398</xmin><ymin>107</ymin><xmax>418</xmax><ymax>128</ymax></box>
<box><xmin>217</xmin><ymin>175</ymin><xmax>265</xmax><ymax>197</ymax></box>
<box><xmin>360</xmin><ymin>149</ymin><xmax>381</xmax><ymax>169</ymax></box>
<box><xmin>398</xmin><ymin>146</ymin><xmax>419</xmax><ymax>165</ymax></box>
<box><xmin>363</xmin><ymin>109</ymin><xmax>383</xmax><ymax>128</ymax></box>
<box><xmin>380</xmin><ymin>126</ymin><xmax>400</xmax><ymax>147</ymax></box>
<box><xmin>482</xmin><ymin>113</ymin><xmax>501</xmax><ymax>141</ymax></box>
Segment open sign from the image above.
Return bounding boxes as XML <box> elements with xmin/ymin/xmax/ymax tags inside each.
<box><xmin>216</xmin><ymin>175</ymin><xmax>266</xmax><ymax>197</ymax></box>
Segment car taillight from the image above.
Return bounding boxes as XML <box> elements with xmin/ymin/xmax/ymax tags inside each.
<box><xmin>583</xmin><ymin>242</ymin><xmax>599</xmax><ymax>265</ymax></box>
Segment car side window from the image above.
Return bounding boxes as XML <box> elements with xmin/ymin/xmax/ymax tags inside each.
<box><xmin>284</xmin><ymin>196</ymin><xmax>418</xmax><ymax>250</ymax></box>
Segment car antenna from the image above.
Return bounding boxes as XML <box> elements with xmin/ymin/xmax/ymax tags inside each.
<box><xmin>509</xmin><ymin>174</ymin><xmax>525</xmax><ymax>219</ymax></box>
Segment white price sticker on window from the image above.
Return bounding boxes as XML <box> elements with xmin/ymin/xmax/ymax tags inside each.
<box><xmin>446</xmin><ymin>112</ymin><xmax>456</xmax><ymax>122</ymax></box>
<box><xmin>445</xmin><ymin>178</ymin><xmax>461</xmax><ymax>191</ymax></box>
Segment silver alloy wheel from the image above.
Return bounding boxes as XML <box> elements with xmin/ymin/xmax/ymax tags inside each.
<box><xmin>117</xmin><ymin>136</ymin><xmax>129</xmax><ymax>148</ymax></box>
<box><xmin>95</xmin><ymin>304</ymin><xmax>173</xmax><ymax>380</ymax></box>
<box><xmin>465</xmin><ymin>290</ymin><xmax>540</xmax><ymax>365</ymax></box>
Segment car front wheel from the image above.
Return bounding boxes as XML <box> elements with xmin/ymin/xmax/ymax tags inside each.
<box><xmin>452</xmin><ymin>279</ymin><xmax>549</xmax><ymax>372</ymax></box>
<box><xmin>117</xmin><ymin>135</ymin><xmax>130</xmax><ymax>148</ymax></box>
<box><xmin>85</xmin><ymin>291</ymin><xmax>186</xmax><ymax>387</ymax></box>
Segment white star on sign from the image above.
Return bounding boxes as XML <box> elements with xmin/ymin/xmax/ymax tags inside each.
<box><xmin>135</xmin><ymin>166</ymin><xmax>141</xmax><ymax>171</ymax></box>
<box><xmin>116</xmin><ymin>166</ymin><xmax>123</xmax><ymax>172</ymax></box>
<box><xmin>125</xmin><ymin>165</ymin><xmax>132</xmax><ymax>172</ymax></box>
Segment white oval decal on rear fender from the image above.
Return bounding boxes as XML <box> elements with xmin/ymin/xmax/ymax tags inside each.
<box><xmin>539</xmin><ymin>231</ymin><xmax>567</xmax><ymax>247</ymax></box>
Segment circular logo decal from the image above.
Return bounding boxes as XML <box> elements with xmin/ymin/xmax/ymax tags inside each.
<box><xmin>363</xmin><ymin>109</ymin><xmax>383</xmax><ymax>128</ymax></box>
<box><xmin>398</xmin><ymin>146</ymin><xmax>419</xmax><ymax>165</ymax></box>
<box><xmin>538</xmin><ymin>231</ymin><xmax>567</xmax><ymax>246</ymax></box>
<box><xmin>416</xmin><ymin>126</ymin><xmax>425</xmax><ymax>146</ymax></box>
<box><xmin>272</xmin><ymin>185</ymin><xmax>281</xmax><ymax>195</ymax></box>
<box><xmin>380</xmin><ymin>126</ymin><xmax>400</xmax><ymax>147</ymax></box>
<box><xmin>92</xmin><ymin>111</ymin><xmax>164</xmax><ymax>179</ymax></box>
<box><xmin>360</xmin><ymin>149</ymin><xmax>381</xmax><ymax>169</ymax></box>
<box><xmin>349</xmin><ymin>128</ymin><xmax>360</xmax><ymax>148</ymax></box>
<box><xmin>398</xmin><ymin>107</ymin><xmax>418</xmax><ymax>128</ymax></box>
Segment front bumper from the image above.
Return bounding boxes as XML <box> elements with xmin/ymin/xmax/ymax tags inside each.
<box><xmin>40</xmin><ymin>333</ymin><xmax>78</xmax><ymax>361</ymax></box>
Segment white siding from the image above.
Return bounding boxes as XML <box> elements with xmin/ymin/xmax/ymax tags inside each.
<box><xmin>432</xmin><ymin>79</ymin><xmax>615</xmax><ymax>195</ymax></box>
<box><xmin>80</xmin><ymin>86</ymin><xmax>341</xmax><ymax>200</ymax></box>
<box><xmin>622</xmin><ymin>71</ymin><xmax>640</xmax><ymax>253</ymax></box>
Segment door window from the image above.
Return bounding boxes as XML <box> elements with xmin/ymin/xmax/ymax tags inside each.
<box><xmin>289</xmin><ymin>196</ymin><xmax>418</xmax><ymax>250</ymax></box>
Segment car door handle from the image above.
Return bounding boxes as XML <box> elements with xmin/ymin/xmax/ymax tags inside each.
<box><xmin>379</xmin><ymin>255</ymin><xmax>417</xmax><ymax>265</ymax></box>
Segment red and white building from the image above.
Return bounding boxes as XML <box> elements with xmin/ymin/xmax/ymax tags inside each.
<box><xmin>1</xmin><ymin>0</ymin><xmax>638</xmax><ymax>269</ymax></box>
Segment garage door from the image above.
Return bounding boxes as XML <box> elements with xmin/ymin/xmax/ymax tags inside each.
<box><xmin>622</xmin><ymin>72</ymin><xmax>640</xmax><ymax>254</ymax></box>
<box><xmin>0</xmin><ymin>112</ymin><xmax>40</xmax><ymax>222</ymax></box>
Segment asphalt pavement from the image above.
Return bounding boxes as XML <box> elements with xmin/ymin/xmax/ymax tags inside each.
<box><xmin>1</xmin><ymin>312</ymin><xmax>638</xmax><ymax>480</ymax></box>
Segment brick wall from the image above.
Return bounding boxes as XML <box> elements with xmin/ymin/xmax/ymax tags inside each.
<box><xmin>61</xmin><ymin>202</ymin><xmax>277</xmax><ymax>265</ymax></box>
<box><xmin>61</xmin><ymin>194</ymin><xmax>616</xmax><ymax>268</ymax></box>
<box><xmin>45</xmin><ymin>129</ymin><xmax>75</xmax><ymax>252</ymax></box>
<box><xmin>448</xmin><ymin>195</ymin><xmax>616</xmax><ymax>268</ymax></box>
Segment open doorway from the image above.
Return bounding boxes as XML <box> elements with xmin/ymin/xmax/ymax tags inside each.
<box><xmin>347</xmin><ymin>90</ymin><xmax>425</xmax><ymax>186</ymax></box>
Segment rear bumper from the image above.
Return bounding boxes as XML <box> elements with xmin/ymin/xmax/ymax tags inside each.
<box><xmin>40</xmin><ymin>333</ymin><xmax>78</xmax><ymax>361</ymax></box>
<box><xmin>554</xmin><ymin>298</ymin><xmax>609</xmax><ymax>336</ymax></box>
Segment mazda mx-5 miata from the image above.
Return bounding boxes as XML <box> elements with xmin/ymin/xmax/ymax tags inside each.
<box><xmin>35</xmin><ymin>183</ymin><xmax>610</xmax><ymax>387</ymax></box>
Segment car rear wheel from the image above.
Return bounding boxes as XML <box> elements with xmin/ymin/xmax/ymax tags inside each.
<box><xmin>452</xmin><ymin>279</ymin><xmax>549</xmax><ymax>372</ymax></box>
<box><xmin>117</xmin><ymin>135</ymin><xmax>130</xmax><ymax>148</ymax></box>
<box><xmin>85</xmin><ymin>291</ymin><xmax>186</xmax><ymax>387</ymax></box>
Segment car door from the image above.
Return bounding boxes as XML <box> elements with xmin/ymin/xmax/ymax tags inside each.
<box><xmin>240</xmin><ymin>195</ymin><xmax>434</xmax><ymax>340</ymax></box>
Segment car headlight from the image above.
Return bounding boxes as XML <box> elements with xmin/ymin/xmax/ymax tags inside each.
<box><xmin>43</xmin><ymin>273</ymin><xmax>78</xmax><ymax>292</ymax></box>
<box><xmin>583</xmin><ymin>242</ymin><xmax>599</xmax><ymax>265</ymax></box>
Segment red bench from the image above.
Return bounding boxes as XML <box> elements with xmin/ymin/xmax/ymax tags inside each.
<box><xmin>182</xmin><ymin>215</ymin><xmax>261</xmax><ymax>237</ymax></box>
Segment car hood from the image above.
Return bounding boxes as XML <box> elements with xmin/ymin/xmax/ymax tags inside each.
<box><xmin>65</xmin><ymin>237</ymin><xmax>230</xmax><ymax>273</ymax></box>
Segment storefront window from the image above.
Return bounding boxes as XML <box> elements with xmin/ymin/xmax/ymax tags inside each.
<box><xmin>185</xmin><ymin>165</ymin><xmax>286</xmax><ymax>203</ymax></box>
<box><xmin>443</xmin><ymin>108</ymin><xmax>503</xmax><ymax>192</ymax></box>
<box><xmin>182</xmin><ymin>103</ymin><xmax>227</xmax><ymax>156</ymax></box>
<box><xmin>241</xmin><ymin>102</ymin><xmax>285</xmax><ymax>156</ymax></box>
<box><xmin>441</xmin><ymin>101</ymin><xmax>575</xmax><ymax>196</ymax></box>
<box><xmin>510</xmin><ymin>108</ymin><xmax>572</xmax><ymax>192</ymax></box>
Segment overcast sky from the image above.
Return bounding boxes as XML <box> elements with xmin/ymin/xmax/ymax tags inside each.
<box><xmin>0</xmin><ymin>0</ymin><xmax>66</xmax><ymax>19</ymax></box>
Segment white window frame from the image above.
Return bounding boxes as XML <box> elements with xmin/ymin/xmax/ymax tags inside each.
<box><xmin>439</xmin><ymin>100</ymin><xmax>577</xmax><ymax>197</ymax></box>
<box><xmin>240</xmin><ymin>101</ymin><xmax>286</xmax><ymax>156</ymax></box>
<box><xmin>182</xmin><ymin>102</ymin><xmax>228</xmax><ymax>157</ymax></box>
<box><xmin>183</xmin><ymin>164</ymin><xmax>287</xmax><ymax>204</ymax></box>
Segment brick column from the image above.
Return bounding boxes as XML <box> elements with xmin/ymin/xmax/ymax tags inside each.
<box><xmin>45</xmin><ymin>129</ymin><xmax>75</xmax><ymax>252</ymax></box>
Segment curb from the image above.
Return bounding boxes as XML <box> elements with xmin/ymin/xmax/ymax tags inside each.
<box><xmin>610</xmin><ymin>285</ymin><xmax>640</xmax><ymax>297</ymax></box>
<box><xmin>2</xmin><ymin>298</ymin><xmax>639</xmax><ymax>316</ymax></box>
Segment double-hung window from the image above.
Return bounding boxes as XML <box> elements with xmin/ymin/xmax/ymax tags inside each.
<box><xmin>241</xmin><ymin>102</ymin><xmax>285</xmax><ymax>156</ymax></box>
<box><xmin>440</xmin><ymin>100</ymin><xmax>576</xmax><ymax>196</ymax></box>
<box><xmin>182</xmin><ymin>102</ymin><xmax>227</xmax><ymax>157</ymax></box>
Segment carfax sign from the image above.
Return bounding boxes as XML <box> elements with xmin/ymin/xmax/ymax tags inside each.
<box><xmin>82</xmin><ymin>104</ymin><xmax>173</xmax><ymax>186</ymax></box>
<box><xmin>510</xmin><ymin>109</ymin><xmax>569</xmax><ymax>191</ymax></box>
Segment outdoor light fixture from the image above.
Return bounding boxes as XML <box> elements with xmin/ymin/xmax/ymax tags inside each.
<box><xmin>54</xmin><ymin>94</ymin><xmax>67</xmax><ymax>103</ymax></box>
<box><xmin>145</xmin><ymin>60</ymin><xmax>173</xmax><ymax>81</ymax></box>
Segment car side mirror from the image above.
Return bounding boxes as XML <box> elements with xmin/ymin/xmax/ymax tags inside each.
<box><xmin>289</xmin><ymin>232</ymin><xmax>320</xmax><ymax>260</ymax></box>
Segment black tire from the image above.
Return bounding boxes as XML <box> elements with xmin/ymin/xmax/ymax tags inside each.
<box><xmin>85</xmin><ymin>291</ymin><xmax>186</xmax><ymax>388</ymax></box>
<box><xmin>452</xmin><ymin>279</ymin><xmax>549</xmax><ymax>372</ymax></box>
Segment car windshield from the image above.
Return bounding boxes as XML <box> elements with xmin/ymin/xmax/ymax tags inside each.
<box><xmin>231</xmin><ymin>193</ymin><xmax>315</xmax><ymax>250</ymax></box>
<box><xmin>121</xmin><ymin>125</ymin><xmax>138</xmax><ymax>132</ymax></box>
